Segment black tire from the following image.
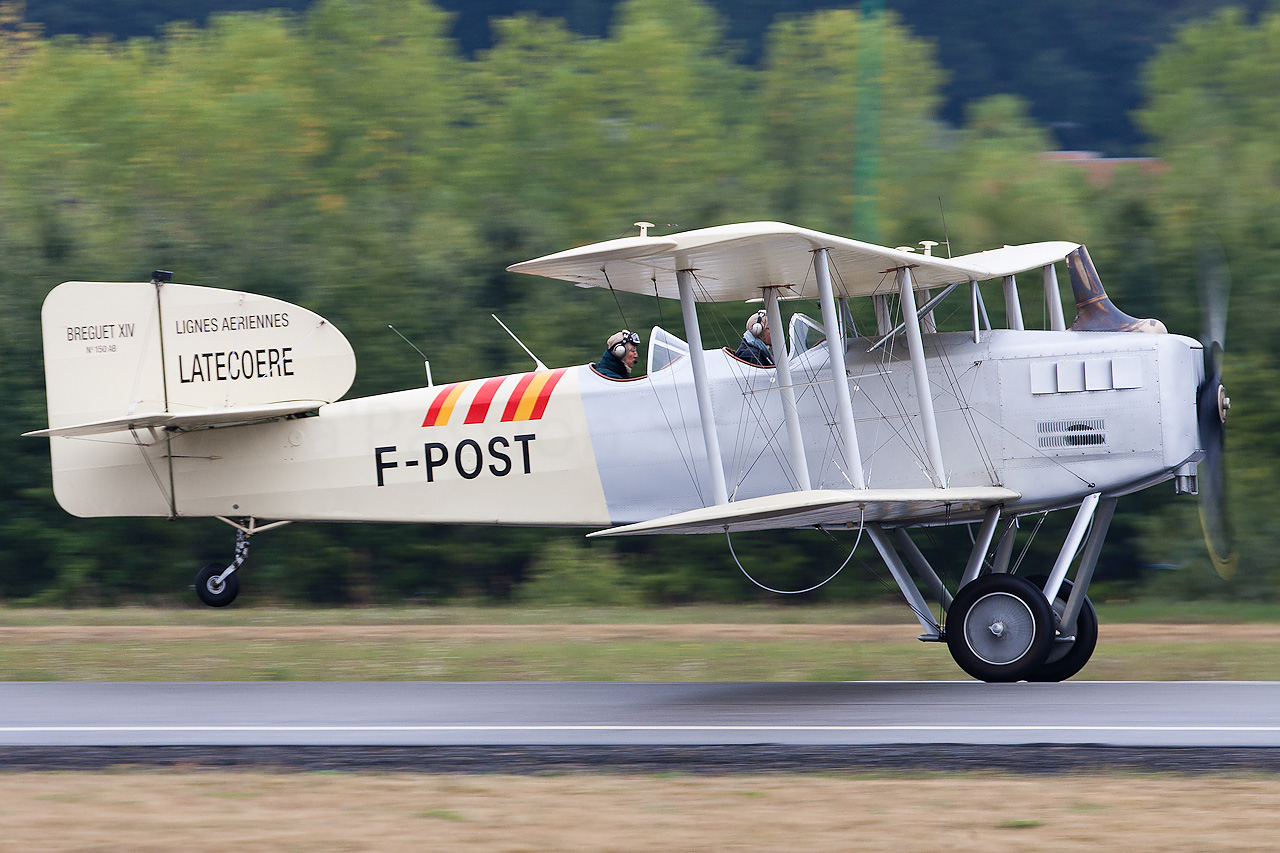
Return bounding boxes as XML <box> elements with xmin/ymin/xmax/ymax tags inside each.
<box><xmin>1024</xmin><ymin>575</ymin><xmax>1098</xmax><ymax>682</ymax></box>
<box><xmin>946</xmin><ymin>574</ymin><xmax>1055</xmax><ymax>682</ymax></box>
<box><xmin>195</xmin><ymin>562</ymin><xmax>240</xmax><ymax>607</ymax></box>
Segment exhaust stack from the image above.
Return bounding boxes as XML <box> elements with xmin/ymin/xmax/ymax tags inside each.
<box><xmin>1066</xmin><ymin>246</ymin><xmax>1166</xmax><ymax>333</ymax></box>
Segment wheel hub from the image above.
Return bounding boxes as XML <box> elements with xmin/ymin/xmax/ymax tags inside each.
<box><xmin>963</xmin><ymin>592</ymin><xmax>1035</xmax><ymax>666</ymax></box>
<box><xmin>205</xmin><ymin>575</ymin><xmax>225</xmax><ymax>595</ymax></box>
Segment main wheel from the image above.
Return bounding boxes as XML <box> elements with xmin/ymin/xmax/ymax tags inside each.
<box><xmin>195</xmin><ymin>563</ymin><xmax>240</xmax><ymax>607</ymax></box>
<box><xmin>946</xmin><ymin>574</ymin><xmax>1055</xmax><ymax>682</ymax></box>
<box><xmin>1024</xmin><ymin>575</ymin><xmax>1098</xmax><ymax>682</ymax></box>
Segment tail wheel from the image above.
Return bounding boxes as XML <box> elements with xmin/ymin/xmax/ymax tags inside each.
<box><xmin>946</xmin><ymin>574</ymin><xmax>1055</xmax><ymax>682</ymax></box>
<box><xmin>1024</xmin><ymin>575</ymin><xmax>1098</xmax><ymax>682</ymax></box>
<box><xmin>195</xmin><ymin>563</ymin><xmax>240</xmax><ymax>607</ymax></box>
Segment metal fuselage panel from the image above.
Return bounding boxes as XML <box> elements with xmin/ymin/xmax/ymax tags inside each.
<box><xmin>582</xmin><ymin>329</ymin><xmax>1204</xmax><ymax>525</ymax></box>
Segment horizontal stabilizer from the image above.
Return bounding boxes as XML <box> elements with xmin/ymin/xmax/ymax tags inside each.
<box><xmin>587</xmin><ymin>486</ymin><xmax>1021</xmax><ymax>536</ymax></box>
<box><xmin>23</xmin><ymin>400</ymin><xmax>325</xmax><ymax>438</ymax></box>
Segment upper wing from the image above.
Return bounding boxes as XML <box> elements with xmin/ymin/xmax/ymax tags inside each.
<box><xmin>508</xmin><ymin>221</ymin><xmax>1078</xmax><ymax>302</ymax></box>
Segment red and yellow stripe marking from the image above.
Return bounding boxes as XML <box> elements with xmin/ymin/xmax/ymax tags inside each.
<box><xmin>423</xmin><ymin>367</ymin><xmax>569</xmax><ymax>428</ymax></box>
<box><xmin>463</xmin><ymin>376</ymin><xmax>507</xmax><ymax>425</ymax></box>
<box><xmin>422</xmin><ymin>381</ymin><xmax>472</xmax><ymax>428</ymax></box>
<box><xmin>504</xmin><ymin>367</ymin><xmax>567</xmax><ymax>422</ymax></box>
<box><xmin>526</xmin><ymin>368</ymin><xmax>568</xmax><ymax>420</ymax></box>
<box><xmin>499</xmin><ymin>372</ymin><xmax>540</xmax><ymax>422</ymax></box>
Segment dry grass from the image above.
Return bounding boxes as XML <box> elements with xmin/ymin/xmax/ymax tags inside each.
<box><xmin>1</xmin><ymin>771</ymin><xmax>1278</xmax><ymax>851</ymax></box>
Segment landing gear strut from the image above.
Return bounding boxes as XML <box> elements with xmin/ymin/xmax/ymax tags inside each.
<box><xmin>195</xmin><ymin>527</ymin><xmax>249</xmax><ymax>607</ymax></box>
<box><xmin>1026</xmin><ymin>575</ymin><xmax>1099</xmax><ymax>682</ymax></box>
<box><xmin>871</xmin><ymin>496</ymin><xmax>1115</xmax><ymax>682</ymax></box>
<box><xmin>194</xmin><ymin>517</ymin><xmax>291</xmax><ymax>607</ymax></box>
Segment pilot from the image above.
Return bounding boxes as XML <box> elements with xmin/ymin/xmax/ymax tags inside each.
<box><xmin>593</xmin><ymin>329</ymin><xmax>641</xmax><ymax>379</ymax></box>
<box><xmin>734</xmin><ymin>310</ymin><xmax>774</xmax><ymax>367</ymax></box>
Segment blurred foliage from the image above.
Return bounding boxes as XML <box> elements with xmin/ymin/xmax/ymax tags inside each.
<box><xmin>517</xmin><ymin>539</ymin><xmax>641</xmax><ymax>606</ymax></box>
<box><xmin>1</xmin><ymin>0</ymin><xmax>1277</xmax><ymax>605</ymax></box>
<box><xmin>18</xmin><ymin>0</ymin><xmax>1273</xmax><ymax>154</ymax></box>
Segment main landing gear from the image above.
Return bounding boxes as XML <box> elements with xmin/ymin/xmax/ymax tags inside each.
<box><xmin>869</xmin><ymin>494</ymin><xmax>1115</xmax><ymax>682</ymax></box>
<box><xmin>193</xmin><ymin>517</ymin><xmax>291</xmax><ymax>607</ymax></box>
<box><xmin>945</xmin><ymin>574</ymin><xmax>1055</xmax><ymax>682</ymax></box>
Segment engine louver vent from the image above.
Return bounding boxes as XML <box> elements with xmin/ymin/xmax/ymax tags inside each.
<box><xmin>1037</xmin><ymin>418</ymin><xmax>1107</xmax><ymax>449</ymax></box>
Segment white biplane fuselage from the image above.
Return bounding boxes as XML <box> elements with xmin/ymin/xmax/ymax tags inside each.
<box><xmin>37</xmin><ymin>323</ymin><xmax>1202</xmax><ymax>530</ymax></box>
<box><xmin>27</xmin><ymin>221</ymin><xmax>1219</xmax><ymax>681</ymax></box>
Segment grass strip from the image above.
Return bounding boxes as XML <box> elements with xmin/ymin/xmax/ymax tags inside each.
<box><xmin>0</xmin><ymin>617</ymin><xmax>1278</xmax><ymax>681</ymax></box>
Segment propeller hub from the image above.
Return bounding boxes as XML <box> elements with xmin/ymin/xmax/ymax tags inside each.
<box><xmin>1218</xmin><ymin>385</ymin><xmax>1231</xmax><ymax>423</ymax></box>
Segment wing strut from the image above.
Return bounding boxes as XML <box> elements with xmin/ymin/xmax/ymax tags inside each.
<box><xmin>676</xmin><ymin>268</ymin><xmax>729</xmax><ymax>506</ymax></box>
<box><xmin>763</xmin><ymin>286</ymin><xmax>811</xmax><ymax>490</ymax></box>
<box><xmin>815</xmin><ymin>248</ymin><xmax>866</xmax><ymax>488</ymax></box>
<box><xmin>1044</xmin><ymin>264</ymin><xmax>1067</xmax><ymax>331</ymax></box>
<box><xmin>897</xmin><ymin>266</ymin><xmax>948</xmax><ymax>488</ymax></box>
<box><xmin>1003</xmin><ymin>273</ymin><xmax>1025</xmax><ymax>331</ymax></box>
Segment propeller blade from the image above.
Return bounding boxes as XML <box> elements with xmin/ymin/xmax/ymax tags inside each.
<box><xmin>1197</xmin><ymin>366</ymin><xmax>1236</xmax><ymax>578</ymax></box>
<box><xmin>1196</xmin><ymin>241</ymin><xmax>1236</xmax><ymax>578</ymax></box>
<box><xmin>1199</xmin><ymin>242</ymin><xmax>1229</xmax><ymax>353</ymax></box>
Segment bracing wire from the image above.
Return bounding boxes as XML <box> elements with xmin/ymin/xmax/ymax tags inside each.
<box><xmin>816</xmin><ymin>523</ymin><xmax>945</xmax><ymax>631</ymax></box>
<box><xmin>728</xmin><ymin>513</ymin><xmax>865</xmax><ymax>595</ymax></box>
<box><xmin>130</xmin><ymin>427</ymin><xmax>172</xmax><ymax>512</ymax></box>
<box><xmin>646</xmin><ymin>338</ymin><xmax>705</xmax><ymax>504</ymax></box>
<box><xmin>684</xmin><ymin>271</ymin><xmax>802</xmax><ymax>495</ymax></box>
<box><xmin>601</xmin><ymin>267</ymin><xmax>630</xmax><ymax>329</ymax></box>
<box><xmin>1011</xmin><ymin>511</ymin><xmax>1049</xmax><ymax>575</ymax></box>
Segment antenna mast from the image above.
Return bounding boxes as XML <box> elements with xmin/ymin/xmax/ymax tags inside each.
<box><xmin>388</xmin><ymin>325</ymin><xmax>433</xmax><ymax>387</ymax></box>
<box><xmin>492</xmin><ymin>314</ymin><xmax>548</xmax><ymax>371</ymax></box>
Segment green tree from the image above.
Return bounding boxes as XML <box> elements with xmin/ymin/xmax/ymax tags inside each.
<box><xmin>1126</xmin><ymin>9</ymin><xmax>1280</xmax><ymax>597</ymax></box>
<box><xmin>757</xmin><ymin>8</ymin><xmax>943</xmax><ymax>239</ymax></box>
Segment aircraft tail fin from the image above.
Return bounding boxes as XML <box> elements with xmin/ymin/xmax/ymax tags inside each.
<box><xmin>32</xmin><ymin>279</ymin><xmax>356</xmax><ymax>517</ymax></box>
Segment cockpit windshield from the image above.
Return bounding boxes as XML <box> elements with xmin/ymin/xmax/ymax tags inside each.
<box><xmin>786</xmin><ymin>313</ymin><xmax>826</xmax><ymax>360</ymax></box>
<box><xmin>647</xmin><ymin>326</ymin><xmax>689</xmax><ymax>373</ymax></box>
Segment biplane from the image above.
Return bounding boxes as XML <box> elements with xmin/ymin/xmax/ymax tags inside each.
<box><xmin>25</xmin><ymin>221</ymin><xmax>1231</xmax><ymax>682</ymax></box>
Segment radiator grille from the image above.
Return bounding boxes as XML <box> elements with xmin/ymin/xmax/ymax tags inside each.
<box><xmin>1037</xmin><ymin>418</ymin><xmax>1106</xmax><ymax>449</ymax></box>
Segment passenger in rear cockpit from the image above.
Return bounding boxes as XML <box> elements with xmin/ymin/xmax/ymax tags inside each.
<box><xmin>734</xmin><ymin>310</ymin><xmax>774</xmax><ymax>367</ymax></box>
<box><xmin>592</xmin><ymin>329</ymin><xmax>642</xmax><ymax>379</ymax></box>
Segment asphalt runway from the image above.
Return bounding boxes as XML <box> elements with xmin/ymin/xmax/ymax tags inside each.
<box><xmin>3</xmin><ymin>680</ymin><xmax>1280</xmax><ymax>748</ymax></box>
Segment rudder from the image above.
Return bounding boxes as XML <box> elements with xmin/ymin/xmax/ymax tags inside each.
<box><xmin>35</xmin><ymin>278</ymin><xmax>356</xmax><ymax>517</ymax></box>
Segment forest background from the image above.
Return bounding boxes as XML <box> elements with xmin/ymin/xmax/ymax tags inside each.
<box><xmin>2</xmin><ymin>0</ymin><xmax>1278</xmax><ymax>606</ymax></box>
